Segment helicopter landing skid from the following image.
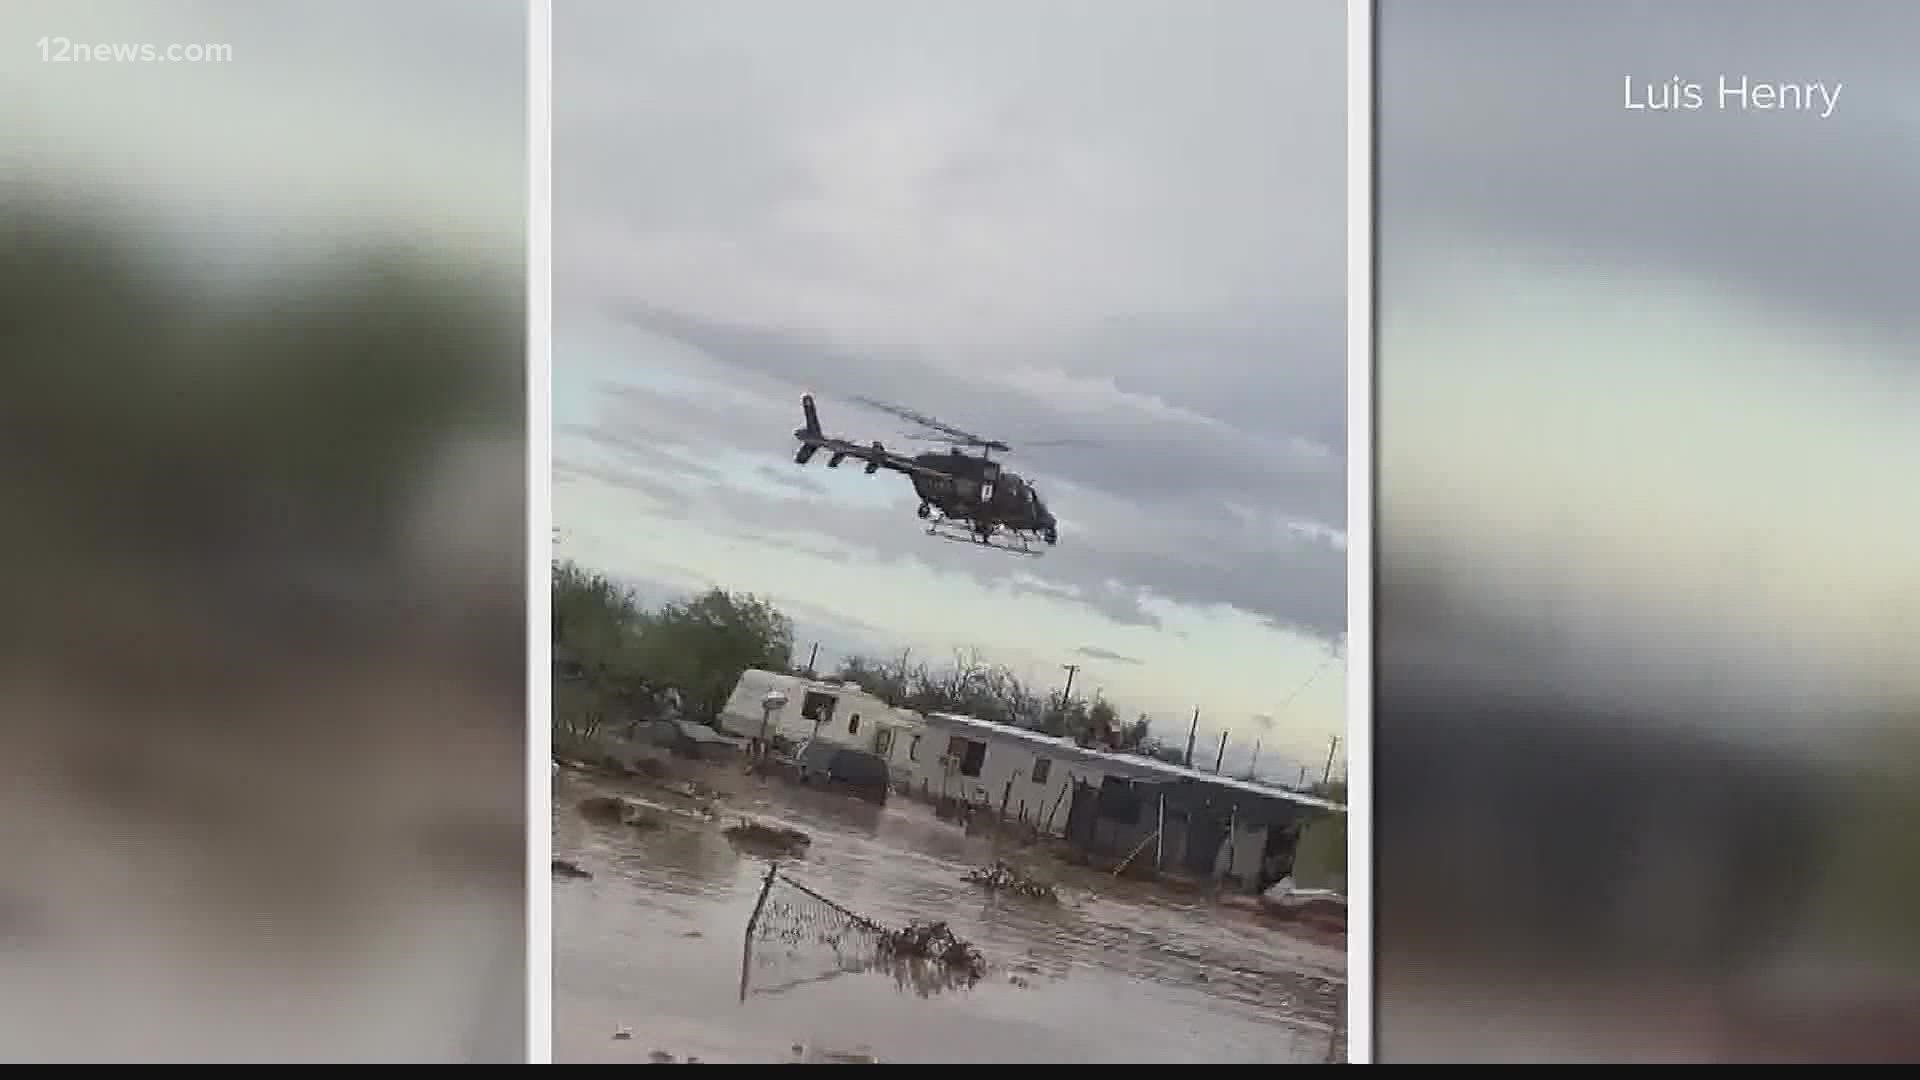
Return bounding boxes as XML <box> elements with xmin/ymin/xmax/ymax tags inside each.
<box><xmin>924</xmin><ymin>520</ymin><xmax>1044</xmax><ymax>556</ymax></box>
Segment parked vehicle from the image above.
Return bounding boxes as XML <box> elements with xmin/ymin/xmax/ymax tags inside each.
<box><xmin>629</xmin><ymin>717</ymin><xmax>749</xmax><ymax>761</ymax></box>
<box><xmin>788</xmin><ymin>739</ymin><xmax>891</xmax><ymax>805</ymax></box>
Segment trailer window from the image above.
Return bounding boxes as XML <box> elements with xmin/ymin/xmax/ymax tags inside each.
<box><xmin>946</xmin><ymin>736</ymin><xmax>987</xmax><ymax>778</ymax></box>
<box><xmin>801</xmin><ymin>691</ymin><xmax>837</xmax><ymax>723</ymax></box>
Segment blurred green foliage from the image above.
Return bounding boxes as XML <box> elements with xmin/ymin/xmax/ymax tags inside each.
<box><xmin>2</xmin><ymin>186</ymin><xmax>522</xmax><ymax>574</ymax></box>
<box><xmin>1</xmin><ymin>185</ymin><xmax>525</xmax><ymax>705</ymax></box>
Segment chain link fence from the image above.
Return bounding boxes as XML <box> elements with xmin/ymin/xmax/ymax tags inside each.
<box><xmin>738</xmin><ymin>862</ymin><xmax>1348</xmax><ymax>1061</ymax></box>
<box><xmin>738</xmin><ymin>863</ymin><xmax>889</xmax><ymax>1000</ymax></box>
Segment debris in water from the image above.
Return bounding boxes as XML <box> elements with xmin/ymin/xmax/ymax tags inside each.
<box><xmin>877</xmin><ymin>920</ymin><xmax>985</xmax><ymax>980</ymax></box>
<box><xmin>613</xmin><ymin>1027</ymin><xmax>632</xmax><ymax>1040</ymax></box>
<box><xmin>578</xmin><ymin>794</ymin><xmax>630</xmax><ymax>823</ymax></box>
<box><xmin>663</xmin><ymin>779</ymin><xmax>718</xmax><ymax>802</ymax></box>
<box><xmin>627</xmin><ymin>756</ymin><xmax>669</xmax><ymax>779</ymax></box>
<box><xmin>796</xmin><ymin>1043</ymin><xmax>881</xmax><ymax>1063</ymax></box>
<box><xmin>648</xmin><ymin>1050</ymin><xmax>675</xmax><ymax>1063</ymax></box>
<box><xmin>722</xmin><ymin>818</ymin><xmax>810</xmax><ymax>856</ymax></box>
<box><xmin>552</xmin><ymin>858</ymin><xmax>592</xmax><ymax>880</ymax></box>
<box><xmin>577</xmin><ymin>795</ymin><xmax>664</xmax><ymax>830</ymax></box>
<box><xmin>962</xmin><ymin>861</ymin><xmax>1058</xmax><ymax>902</ymax></box>
<box><xmin>1259</xmin><ymin>877</ymin><xmax>1348</xmax><ymax>934</ymax></box>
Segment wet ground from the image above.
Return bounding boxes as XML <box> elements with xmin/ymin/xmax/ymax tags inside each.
<box><xmin>553</xmin><ymin>766</ymin><xmax>1344</xmax><ymax>1064</ymax></box>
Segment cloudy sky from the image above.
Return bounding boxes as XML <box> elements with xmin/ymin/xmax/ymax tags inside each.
<box><xmin>1378</xmin><ymin>0</ymin><xmax>1920</xmax><ymax>746</ymax></box>
<box><xmin>553</xmin><ymin>0</ymin><xmax>1348</xmax><ymax>778</ymax></box>
<box><xmin>3</xmin><ymin>0</ymin><xmax>523</xmax><ymax>255</ymax></box>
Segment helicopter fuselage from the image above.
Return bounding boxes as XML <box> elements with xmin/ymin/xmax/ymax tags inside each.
<box><xmin>791</xmin><ymin>394</ymin><xmax>1058</xmax><ymax>549</ymax></box>
<box><xmin>906</xmin><ymin>449</ymin><xmax>1054</xmax><ymax>537</ymax></box>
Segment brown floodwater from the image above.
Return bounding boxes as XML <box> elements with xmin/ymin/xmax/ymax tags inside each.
<box><xmin>553</xmin><ymin>767</ymin><xmax>1344</xmax><ymax>1064</ymax></box>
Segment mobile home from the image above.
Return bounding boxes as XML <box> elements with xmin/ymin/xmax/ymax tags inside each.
<box><xmin>867</xmin><ymin>710</ymin><xmax>927</xmax><ymax>785</ymax></box>
<box><xmin>909</xmin><ymin>711</ymin><xmax>1345</xmax><ymax>891</ymax></box>
<box><xmin>718</xmin><ymin>669</ymin><xmax>925</xmax><ymax>773</ymax></box>
<box><xmin>908</xmin><ymin>712</ymin><xmax>1126</xmax><ymax>836</ymax></box>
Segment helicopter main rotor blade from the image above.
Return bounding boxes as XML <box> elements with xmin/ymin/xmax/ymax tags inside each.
<box><xmin>901</xmin><ymin>433</ymin><xmax>1100</xmax><ymax>450</ymax></box>
<box><xmin>1009</xmin><ymin>438</ymin><xmax>1100</xmax><ymax>448</ymax></box>
<box><xmin>851</xmin><ymin>395</ymin><xmax>1009</xmax><ymax>451</ymax></box>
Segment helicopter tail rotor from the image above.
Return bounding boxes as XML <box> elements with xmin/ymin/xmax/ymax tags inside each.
<box><xmin>794</xmin><ymin>394</ymin><xmax>825</xmax><ymax>464</ymax></box>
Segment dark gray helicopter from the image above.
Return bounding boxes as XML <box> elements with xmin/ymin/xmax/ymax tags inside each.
<box><xmin>792</xmin><ymin>394</ymin><xmax>1066</xmax><ymax>555</ymax></box>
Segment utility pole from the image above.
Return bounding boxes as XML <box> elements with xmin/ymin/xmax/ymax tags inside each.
<box><xmin>1213</xmin><ymin>729</ymin><xmax>1229</xmax><ymax>774</ymax></box>
<box><xmin>1184</xmin><ymin>707</ymin><xmax>1200</xmax><ymax>767</ymax></box>
<box><xmin>1247</xmin><ymin>738</ymin><xmax>1262</xmax><ymax>779</ymax></box>
<box><xmin>806</xmin><ymin>642</ymin><xmax>819</xmax><ymax>676</ymax></box>
<box><xmin>1059</xmin><ymin>663</ymin><xmax>1079</xmax><ymax>706</ymax></box>
<box><xmin>1321</xmin><ymin>734</ymin><xmax>1341</xmax><ymax>787</ymax></box>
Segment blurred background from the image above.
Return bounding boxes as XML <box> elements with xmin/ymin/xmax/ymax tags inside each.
<box><xmin>1</xmin><ymin>0</ymin><xmax>527</xmax><ymax>1062</ymax></box>
<box><xmin>1376</xmin><ymin>0</ymin><xmax>1920</xmax><ymax>1063</ymax></box>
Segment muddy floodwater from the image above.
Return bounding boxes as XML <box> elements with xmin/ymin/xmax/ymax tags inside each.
<box><xmin>553</xmin><ymin>767</ymin><xmax>1344</xmax><ymax>1064</ymax></box>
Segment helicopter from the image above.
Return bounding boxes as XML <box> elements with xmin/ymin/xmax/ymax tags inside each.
<box><xmin>791</xmin><ymin>393</ymin><xmax>1062</xmax><ymax>556</ymax></box>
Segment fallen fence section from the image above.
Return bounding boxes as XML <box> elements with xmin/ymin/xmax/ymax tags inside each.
<box><xmin>739</xmin><ymin>863</ymin><xmax>984</xmax><ymax>1001</ymax></box>
<box><xmin>739</xmin><ymin>863</ymin><xmax>888</xmax><ymax>1001</ymax></box>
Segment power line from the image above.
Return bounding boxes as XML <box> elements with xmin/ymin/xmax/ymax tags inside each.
<box><xmin>1275</xmin><ymin>650</ymin><xmax>1340</xmax><ymax>715</ymax></box>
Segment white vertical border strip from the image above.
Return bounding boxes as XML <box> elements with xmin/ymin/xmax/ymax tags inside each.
<box><xmin>526</xmin><ymin>0</ymin><xmax>555</xmax><ymax>1064</ymax></box>
<box><xmin>1343</xmin><ymin>0</ymin><xmax>1374</xmax><ymax>1065</ymax></box>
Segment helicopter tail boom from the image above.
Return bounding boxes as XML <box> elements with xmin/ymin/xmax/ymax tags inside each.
<box><xmin>794</xmin><ymin>395</ymin><xmax>917</xmax><ymax>476</ymax></box>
